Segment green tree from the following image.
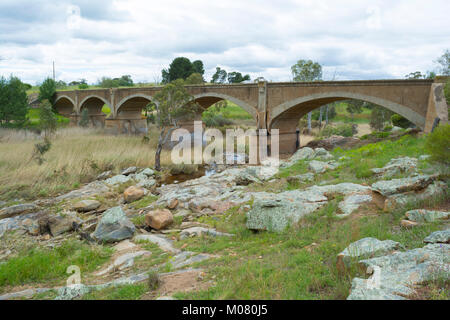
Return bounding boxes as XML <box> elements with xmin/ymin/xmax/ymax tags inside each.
<box><xmin>185</xmin><ymin>73</ymin><xmax>204</xmax><ymax>85</ymax></box>
<box><xmin>425</xmin><ymin>124</ymin><xmax>450</xmax><ymax>165</ymax></box>
<box><xmin>117</xmin><ymin>75</ymin><xmax>134</xmax><ymax>87</ymax></box>
<box><xmin>38</xmin><ymin>78</ymin><xmax>57</xmax><ymax>105</ymax></box>
<box><xmin>192</xmin><ymin>60</ymin><xmax>205</xmax><ymax>75</ymax></box>
<box><xmin>346</xmin><ymin>100</ymin><xmax>364</xmax><ymax>122</ymax></box>
<box><xmin>405</xmin><ymin>71</ymin><xmax>424</xmax><ymax>79</ymax></box>
<box><xmin>99</xmin><ymin>77</ymin><xmax>120</xmax><ymax>88</ymax></box>
<box><xmin>79</xmin><ymin>108</ymin><xmax>90</xmax><ymax>127</ymax></box>
<box><xmin>436</xmin><ymin>49</ymin><xmax>450</xmax><ymax>76</ymax></box>
<box><xmin>161</xmin><ymin>57</ymin><xmax>196</xmax><ymax>83</ymax></box>
<box><xmin>211</xmin><ymin>67</ymin><xmax>227</xmax><ymax>84</ymax></box>
<box><xmin>151</xmin><ymin>79</ymin><xmax>200</xmax><ymax>171</ymax></box>
<box><xmin>38</xmin><ymin>99</ymin><xmax>58</xmax><ymax>137</ymax></box>
<box><xmin>291</xmin><ymin>59</ymin><xmax>322</xmax><ymax>131</ymax></box>
<box><xmin>0</xmin><ymin>76</ymin><xmax>29</xmax><ymax>127</ymax></box>
<box><xmin>444</xmin><ymin>79</ymin><xmax>450</xmax><ymax>105</ymax></box>
<box><xmin>227</xmin><ymin>72</ymin><xmax>250</xmax><ymax>83</ymax></box>
<box><xmin>370</xmin><ymin>105</ymin><xmax>393</xmax><ymax>131</ymax></box>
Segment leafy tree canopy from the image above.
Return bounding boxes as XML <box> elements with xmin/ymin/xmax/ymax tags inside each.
<box><xmin>161</xmin><ymin>57</ymin><xmax>205</xmax><ymax>83</ymax></box>
<box><xmin>291</xmin><ymin>59</ymin><xmax>322</xmax><ymax>82</ymax></box>
<box><xmin>38</xmin><ymin>78</ymin><xmax>57</xmax><ymax>105</ymax></box>
<box><xmin>436</xmin><ymin>49</ymin><xmax>450</xmax><ymax>76</ymax></box>
<box><xmin>227</xmin><ymin>72</ymin><xmax>251</xmax><ymax>84</ymax></box>
<box><xmin>0</xmin><ymin>76</ymin><xmax>29</xmax><ymax>127</ymax></box>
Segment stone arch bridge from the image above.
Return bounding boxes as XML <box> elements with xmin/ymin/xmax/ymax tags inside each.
<box><xmin>54</xmin><ymin>78</ymin><xmax>448</xmax><ymax>153</ymax></box>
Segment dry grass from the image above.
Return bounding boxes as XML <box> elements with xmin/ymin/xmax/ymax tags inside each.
<box><xmin>0</xmin><ymin>127</ymin><xmax>173</xmax><ymax>201</ymax></box>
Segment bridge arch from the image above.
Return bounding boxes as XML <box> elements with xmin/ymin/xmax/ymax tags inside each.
<box><xmin>192</xmin><ymin>92</ymin><xmax>258</xmax><ymax>121</ymax></box>
<box><xmin>78</xmin><ymin>95</ymin><xmax>111</xmax><ymax>127</ymax></box>
<box><xmin>54</xmin><ymin>95</ymin><xmax>76</xmax><ymax>116</ymax></box>
<box><xmin>115</xmin><ymin>94</ymin><xmax>154</xmax><ymax>116</ymax></box>
<box><xmin>269</xmin><ymin>91</ymin><xmax>426</xmax><ymax>131</ymax></box>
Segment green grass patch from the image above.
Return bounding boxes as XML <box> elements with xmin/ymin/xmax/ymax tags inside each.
<box><xmin>83</xmin><ymin>283</ymin><xmax>148</xmax><ymax>300</ymax></box>
<box><xmin>0</xmin><ymin>240</ymin><xmax>112</xmax><ymax>290</ymax></box>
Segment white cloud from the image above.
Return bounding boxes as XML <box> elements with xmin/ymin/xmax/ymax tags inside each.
<box><xmin>0</xmin><ymin>0</ymin><xmax>448</xmax><ymax>84</ymax></box>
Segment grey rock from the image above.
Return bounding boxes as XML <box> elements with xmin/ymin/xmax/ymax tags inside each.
<box><xmin>96</xmin><ymin>171</ymin><xmax>112</xmax><ymax>181</ymax></box>
<box><xmin>405</xmin><ymin>209</ymin><xmax>449</xmax><ymax>223</ymax></box>
<box><xmin>179</xmin><ymin>227</ymin><xmax>234</xmax><ymax>240</ymax></box>
<box><xmin>48</xmin><ymin>216</ymin><xmax>76</xmax><ymax>236</ymax></box>
<box><xmin>72</xmin><ymin>200</ymin><xmax>101</xmax><ymax>212</ymax></box>
<box><xmin>384</xmin><ymin>181</ymin><xmax>447</xmax><ymax>211</ymax></box>
<box><xmin>371</xmin><ymin>174</ymin><xmax>437</xmax><ymax>197</ymax></box>
<box><xmin>91</xmin><ymin>207</ymin><xmax>135</xmax><ymax>243</ymax></box>
<box><xmin>55</xmin><ymin>284</ymin><xmax>91</xmax><ymax>300</ymax></box>
<box><xmin>134</xmin><ymin>234</ymin><xmax>180</xmax><ymax>253</ymax></box>
<box><xmin>391</xmin><ymin>126</ymin><xmax>402</xmax><ymax>132</ymax></box>
<box><xmin>156</xmin><ymin>296</ymin><xmax>176</xmax><ymax>300</ymax></box>
<box><xmin>371</xmin><ymin>157</ymin><xmax>418</xmax><ymax>178</ymax></box>
<box><xmin>0</xmin><ymin>203</ymin><xmax>38</xmax><ymax>219</ymax></box>
<box><xmin>121</xmin><ymin>167</ymin><xmax>138</xmax><ymax>176</ymax></box>
<box><xmin>308</xmin><ymin>160</ymin><xmax>339</xmax><ymax>174</ymax></box>
<box><xmin>424</xmin><ymin>230</ymin><xmax>450</xmax><ymax>244</ymax></box>
<box><xmin>347</xmin><ymin>244</ymin><xmax>450</xmax><ymax>300</ymax></box>
<box><xmin>105</xmin><ymin>175</ymin><xmax>132</xmax><ymax>186</ymax></box>
<box><xmin>136</xmin><ymin>178</ymin><xmax>157</xmax><ymax>189</ymax></box>
<box><xmin>246</xmin><ymin>183</ymin><xmax>370</xmax><ymax>232</ymax></box>
<box><xmin>314</xmin><ymin>148</ymin><xmax>333</xmax><ymax>160</ymax></box>
<box><xmin>419</xmin><ymin>155</ymin><xmax>431</xmax><ymax>161</ymax></box>
<box><xmin>55</xmin><ymin>181</ymin><xmax>110</xmax><ymax>201</ymax></box>
<box><xmin>0</xmin><ymin>288</ymin><xmax>52</xmax><ymax>301</ymax></box>
<box><xmin>337</xmin><ymin>238</ymin><xmax>402</xmax><ymax>272</ymax></box>
<box><xmin>94</xmin><ymin>250</ymin><xmax>151</xmax><ymax>276</ymax></box>
<box><xmin>170</xmin><ymin>251</ymin><xmax>211</xmax><ymax>269</ymax></box>
<box><xmin>338</xmin><ymin>194</ymin><xmax>373</xmax><ymax>217</ymax></box>
<box><xmin>141</xmin><ymin>168</ymin><xmax>155</xmax><ymax>177</ymax></box>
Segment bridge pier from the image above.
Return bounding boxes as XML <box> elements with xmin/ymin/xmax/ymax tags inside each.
<box><xmin>424</xmin><ymin>80</ymin><xmax>449</xmax><ymax>132</ymax></box>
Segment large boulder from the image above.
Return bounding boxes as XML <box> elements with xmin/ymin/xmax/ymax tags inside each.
<box><xmin>48</xmin><ymin>216</ymin><xmax>78</xmax><ymax>236</ymax></box>
<box><xmin>105</xmin><ymin>175</ymin><xmax>132</xmax><ymax>186</ymax></box>
<box><xmin>337</xmin><ymin>238</ymin><xmax>402</xmax><ymax>273</ymax></box>
<box><xmin>91</xmin><ymin>207</ymin><xmax>135</xmax><ymax>243</ymax></box>
<box><xmin>371</xmin><ymin>174</ymin><xmax>437</xmax><ymax>197</ymax></box>
<box><xmin>72</xmin><ymin>200</ymin><xmax>101</xmax><ymax>212</ymax></box>
<box><xmin>121</xmin><ymin>167</ymin><xmax>138</xmax><ymax>176</ymax></box>
<box><xmin>347</xmin><ymin>243</ymin><xmax>449</xmax><ymax>300</ymax></box>
<box><xmin>405</xmin><ymin>209</ymin><xmax>449</xmax><ymax>223</ymax></box>
<box><xmin>423</xmin><ymin>229</ymin><xmax>450</xmax><ymax>244</ymax></box>
<box><xmin>371</xmin><ymin>157</ymin><xmax>418</xmax><ymax>178</ymax></box>
<box><xmin>145</xmin><ymin>209</ymin><xmax>173</xmax><ymax>230</ymax></box>
<box><xmin>308</xmin><ymin>160</ymin><xmax>339</xmax><ymax>174</ymax></box>
<box><xmin>123</xmin><ymin>186</ymin><xmax>145</xmax><ymax>203</ymax></box>
<box><xmin>338</xmin><ymin>193</ymin><xmax>373</xmax><ymax>217</ymax></box>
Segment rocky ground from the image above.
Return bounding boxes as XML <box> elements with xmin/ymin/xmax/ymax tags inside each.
<box><xmin>0</xmin><ymin>132</ymin><xmax>448</xmax><ymax>300</ymax></box>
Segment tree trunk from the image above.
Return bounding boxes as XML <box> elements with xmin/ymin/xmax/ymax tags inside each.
<box><xmin>155</xmin><ymin>129</ymin><xmax>166</xmax><ymax>171</ymax></box>
<box><xmin>325</xmin><ymin>105</ymin><xmax>329</xmax><ymax>125</ymax></box>
<box><xmin>307</xmin><ymin>112</ymin><xmax>312</xmax><ymax>132</ymax></box>
<box><xmin>319</xmin><ymin>107</ymin><xmax>323</xmax><ymax>129</ymax></box>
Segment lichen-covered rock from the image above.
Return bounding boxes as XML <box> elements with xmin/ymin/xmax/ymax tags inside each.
<box><xmin>0</xmin><ymin>203</ymin><xmax>38</xmax><ymax>219</ymax></box>
<box><xmin>308</xmin><ymin>160</ymin><xmax>339</xmax><ymax>174</ymax></box>
<box><xmin>383</xmin><ymin>181</ymin><xmax>447</xmax><ymax>211</ymax></box>
<box><xmin>105</xmin><ymin>175</ymin><xmax>132</xmax><ymax>186</ymax></box>
<box><xmin>134</xmin><ymin>234</ymin><xmax>180</xmax><ymax>253</ymax></box>
<box><xmin>337</xmin><ymin>238</ymin><xmax>402</xmax><ymax>273</ymax></box>
<box><xmin>338</xmin><ymin>193</ymin><xmax>372</xmax><ymax>217</ymax></box>
<box><xmin>246</xmin><ymin>183</ymin><xmax>371</xmax><ymax>232</ymax></box>
<box><xmin>141</xmin><ymin>168</ymin><xmax>155</xmax><ymax>177</ymax></box>
<box><xmin>424</xmin><ymin>229</ymin><xmax>450</xmax><ymax>244</ymax></box>
<box><xmin>94</xmin><ymin>250</ymin><xmax>151</xmax><ymax>276</ymax></box>
<box><xmin>72</xmin><ymin>200</ymin><xmax>101</xmax><ymax>212</ymax></box>
<box><xmin>179</xmin><ymin>227</ymin><xmax>234</xmax><ymax>240</ymax></box>
<box><xmin>281</xmin><ymin>147</ymin><xmax>315</xmax><ymax>168</ymax></box>
<box><xmin>371</xmin><ymin>174</ymin><xmax>437</xmax><ymax>197</ymax></box>
<box><xmin>96</xmin><ymin>171</ymin><xmax>112</xmax><ymax>181</ymax></box>
<box><xmin>347</xmin><ymin>243</ymin><xmax>450</xmax><ymax>300</ymax></box>
<box><xmin>400</xmin><ymin>220</ymin><xmax>419</xmax><ymax>228</ymax></box>
<box><xmin>91</xmin><ymin>207</ymin><xmax>135</xmax><ymax>243</ymax></box>
<box><xmin>313</xmin><ymin>148</ymin><xmax>333</xmax><ymax>160</ymax></box>
<box><xmin>405</xmin><ymin>209</ymin><xmax>449</xmax><ymax>223</ymax></box>
<box><xmin>55</xmin><ymin>284</ymin><xmax>91</xmax><ymax>300</ymax></box>
<box><xmin>48</xmin><ymin>216</ymin><xmax>77</xmax><ymax>236</ymax></box>
<box><xmin>123</xmin><ymin>186</ymin><xmax>145</xmax><ymax>203</ymax></box>
<box><xmin>121</xmin><ymin>167</ymin><xmax>138</xmax><ymax>176</ymax></box>
<box><xmin>371</xmin><ymin>157</ymin><xmax>418</xmax><ymax>178</ymax></box>
<box><xmin>145</xmin><ymin>209</ymin><xmax>173</xmax><ymax>230</ymax></box>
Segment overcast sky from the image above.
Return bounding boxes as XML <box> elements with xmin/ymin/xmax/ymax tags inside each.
<box><xmin>0</xmin><ymin>0</ymin><xmax>449</xmax><ymax>85</ymax></box>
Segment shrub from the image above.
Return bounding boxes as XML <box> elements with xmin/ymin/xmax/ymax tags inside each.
<box><xmin>78</xmin><ymin>83</ymin><xmax>89</xmax><ymax>90</ymax></box>
<box><xmin>425</xmin><ymin>124</ymin><xmax>450</xmax><ymax>165</ymax></box>
<box><xmin>391</xmin><ymin>114</ymin><xmax>413</xmax><ymax>129</ymax></box>
<box><xmin>203</xmin><ymin>114</ymin><xmax>234</xmax><ymax>127</ymax></box>
<box><xmin>320</xmin><ymin>123</ymin><xmax>354</xmax><ymax>138</ymax></box>
<box><xmin>38</xmin><ymin>78</ymin><xmax>56</xmax><ymax>105</ymax></box>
